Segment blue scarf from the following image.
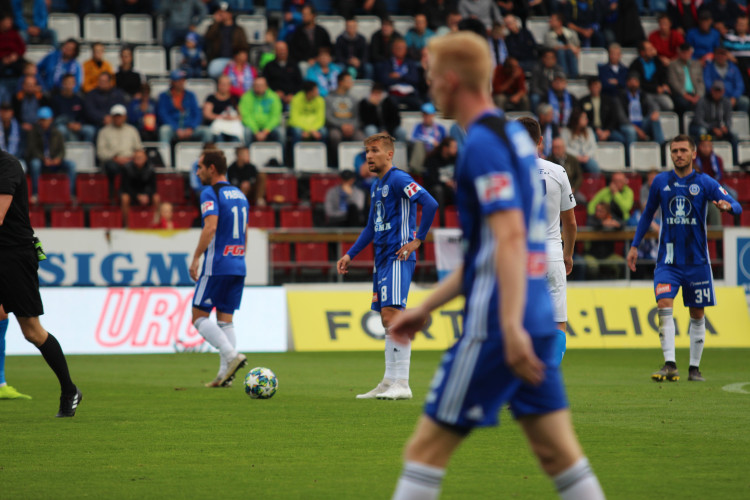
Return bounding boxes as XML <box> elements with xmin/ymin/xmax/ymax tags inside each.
<box><xmin>53</xmin><ymin>54</ymin><xmax>79</xmax><ymax>90</ymax></box>
<box><xmin>627</xmin><ymin>91</ymin><xmax>643</xmax><ymax>126</ymax></box>
<box><xmin>641</xmin><ymin>58</ymin><xmax>656</xmax><ymax>81</ymax></box>
<box><xmin>548</xmin><ymin>89</ymin><xmax>572</xmax><ymax>126</ymax></box>
<box><xmin>543</xmin><ymin>124</ymin><xmax>553</xmax><ymax>157</ymax></box>
<box><xmin>696</xmin><ymin>153</ymin><xmax>721</xmax><ymax>181</ymax></box>
<box><xmin>0</xmin><ymin>119</ymin><xmax>21</xmax><ymax>156</ymax></box>
<box><xmin>227</xmin><ymin>62</ymin><xmax>254</xmax><ymax>94</ymax></box>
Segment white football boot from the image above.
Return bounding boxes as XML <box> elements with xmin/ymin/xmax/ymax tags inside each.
<box><xmin>376</xmin><ymin>379</ymin><xmax>412</xmax><ymax>400</ymax></box>
<box><xmin>355</xmin><ymin>379</ymin><xmax>392</xmax><ymax>399</ymax></box>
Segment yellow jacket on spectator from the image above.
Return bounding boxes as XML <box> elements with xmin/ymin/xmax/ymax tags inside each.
<box><xmin>82</xmin><ymin>59</ymin><xmax>115</xmax><ymax>93</ymax></box>
<box><xmin>288</xmin><ymin>90</ymin><xmax>325</xmax><ymax>132</ymax></box>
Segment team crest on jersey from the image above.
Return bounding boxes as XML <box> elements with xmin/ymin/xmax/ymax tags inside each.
<box><xmin>200</xmin><ymin>200</ymin><xmax>214</xmax><ymax>214</ymax></box>
<box><xmin>656</xmin><ymin>283</ymin><xmax>672</xmax><ymax>295</ymax></box>
<box><xmin>667</xmin><ymin>196</ymin><xmax>697</xmax><ymax>225</ymax></box>
<box><xmin>689</xmin><ymin>184</ymin><xmax>700</xmax><ymax>195</ymax></box>
<box><xmin>475</xmin><ymin>172</ymin><xmax>514</xmax><ymax>204</ymax></box>
<box><xmin>382</xmin><ymin>185</ymin><xmax>389</xmax><ymax>197</ymax></box>
<box><xmin>404</xmin><ymin>182</ymin><xmax>420</xmax><ymax>197</ymax></box>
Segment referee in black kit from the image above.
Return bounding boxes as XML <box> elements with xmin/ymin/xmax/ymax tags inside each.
<box><xmin>0</xmin><ymin>149</ymin><xmax>82</xmax><ymax>417</ymax></box>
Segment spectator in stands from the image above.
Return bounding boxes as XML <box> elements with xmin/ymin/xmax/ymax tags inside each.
<box><xmin>306</xmin><ymin>47</ymin><xmax>346</xmax><ymax>98</ymax></box>
<box><xmin>204</xmin><ymin>3</ymin><xmax>248</xmax><ymax>78</ymax></box>
<box><xmin>581</xmin><ymin>76</ymin><xmax>634</xmax><ymax>147</ymax></box>
<box><xmin>326</xmin><ymin>72</ymin><xmax>364</xmax><ymax>166</ymax></box>
<box><xmin>668</xmin><ymin>43</ymin><xmax>705</xmax><ymax>113</ymax></box>
<box><xmin>587</xmin><ymin>171</ymin><xmax>633</xmax><ymax>219</ymax></box>
<box><xmin>288</xmin><ymin>5</ymin><xmax>332</xmax><ymax>66</ymax></box>
<box><xmin>504</xmin><ymin>14</ymin><xmax>537</xmax><ymax>74</ymax></box>
<box><xmin>120</xmin><ymin>148</ymin><xmax>159</xmax><ymax>227</ymax></box>
<box><xmin>550</xmin><ymin>136</ymin><xmax>585</xmax><ymax>203</ymax></box>
<box><xmin>667</xmin><ymin>0</ymin><xmax>703</xmax><ymax>34</ymax></box>
<box><xmin>13</xmin><ymin>74</ymin><xmax>49</xmax><ymax>133</ymax></box>
<box><xmin>37</xmin><ymin>39</ymin><xmax>82</xmax><ymax>94</ymax></box>
<box><xmin>530</xmin><ymin>48</ymin><xmax>564</xmax><ymax>113</ymax></box>
<box><xmin>115</xmin><ymin>46</ymin><xmax>142</xmax><ymax>98</ymax></box>
<box><xmin>223</xmin><ymin>47</ymin><xmax>257</xmax><ymax>99</ymax></box>
<box><xmin>491</xmin><ymin>56</ymin><xmax>529</xmax><ymax>111</ymax></box>
<box><xmin>649</xmin><ymin>13</ymin><xmax>685</xmax><ymax>67</ymax></box>
<box><xmin>375</xmin><ymin>37</ymin><xmax>421</xmax><ymax>111</ymax></box>
<box><xmin>486</xmin><ymin>21</ymin><xmax>508</xmax><ymax>70</ymax></box>
<box><xmin>159</xmin><ymin>0</ymin><xmax>207</xmax><ymax>49</ymax></box>
<box><xmin>544</xmin><ymin>12</ymin><xmax>580</xmax><ymax>79</ymax></box>
<box><xmin>423</xmin><ymin>136</ymin><xmax>458</xmax><ymax>215</ymax></box>
<box><xmin>52</xmin><ymin>73</ymin><xmax>95</xmax><ymax>143</ymax></box>
<box><xmin>288</xmin><ymin>80</ymin><xmax>326</xmax><ymax>160</ymax></box>
<box><xmin>369</xmin><ymin>18</ymin><xmax>402</xmax><ymax>65</ymax></box>
<box><xmin>203</xmin><ymin>74</ymin><xmax>244</xmax><ymax>143</ymax></box>
<box><xmin>16</xmin><ymin>61</ymin><xmax>38</xmax><ymax>94</ymax></box>
<box><xmin>152</xmin><ymin>202</ymin><xmax>175</xmax><ymax>230</ymax></box>
<box><xmin>564</xmin><ymin>0</ymin><xmax>604</xmax><ymax>48</ymax></box>
<box><xmin>127</xmin><ymin>82</ymin><xmax>158</xmax><ymax>142</ymax></box>
<box><xmin>83</xmin><ymin>72</ymin><xmax>126</xmax><ymax>133</ymax></box>
<box><xmin>686</xmin><ymin>11</ymin><xmax>721</xmax><ymax>64</ymax></box>
<box><xmin>537</xmin><ymin>102</ymin><xmax>560</xmax><ymax>159</ymax></box>
<box><xmin>157</xmin><ymin>69</ymin><xmax>210</xmax><ymax>145</ymax></box>
<box><xmin>238</xmin><ymin>76</ymin><xmax>282</xmax><ymax>144</ymax></box>
<box><xmin>598</xmin><ymin>43</ymin><xmax>628</xmax><ymax>97</ymax></box>
<box><xmin>703</xmin><ymin>47</ymin><xmax>749</xmax><ymax>113</ymax></box>
<box><xmin>458</xmin><ymin>0</ymin><xmax>502</xmax><ymax>30</ymax></box>
<box><xmin>562</xmin><ymin>107</ymin><xmax>600</xmax><ymax>173</ymax></box>
<box><xmin>722</xmin><ymin>16</ymin><xmax>750</xmax><ymax>91</ymax></box>
<box><xmin>409</xmin><ymin>102</ymin><xmax>446</xmax><ymax>171</ymax></box>
<box><xmin>435</xmin><ymin>11</ymin><xmax>463</xmax><ymax>37</ymax></box>
<box><xmin>695</xmin><ymin>134</ymin><xmax>738</xmax><ymax>225</ymax></box>
<box><xmin>707</xmin><ymin>0</ymin><xmax>744</xmax><ymax>36</ymax></box>
<box><xmin>111</xmin><ymin>0</ymin><xmax>154</xmax><ymax>17</ymax></box>
<box><xmin>335</xmin><ymin>18</ymin><xmax>371</xmax><ymax>80</ymax></box>
<box><xmin>334</xmin><ymin>0</ymin><xmax>389</xmax><ymax>19</ymax></box>
<box><xmin>619</xmin><ymin>73</ymin><xmax>665</xmax><ymax>145</ymax></box>
<box><xmin>27</xmin><ymin>106</ymin><xmax>75</xmax><ymax>204</ymax></box>
<box><xmin>629</xmin><ymin>40</ymin><xmax>674</xmax><ymax>111</ymax></box>
<box><xmin>0</xmin><ymin>12</ymin><xmax>24</xmax><ymax>82</ymax></box>
<box><xmin>405</xmin><ymin>14</ymin><xmax>435</xmax><ymax>60</ymax></box>
<box><xmin>98</xmin><ymin>104</ymin><xmax>143</xmax><ymax>197</ymax></box>
<box><xmin>82</xmin><ymin>43</ymin><xmax>115</xmax><ymax>94</ymax></box>
<box><xmin>324</xmin><ymin>169</ymin><xmax>365</xmax><ymax>227</ymax></box>
<box><xmin>11</xmin><ymin>0</ymin><xmax>56</xmax><ymax>46</ymax></box>
<box><xmin>585</xmin><ymin>201</ymin><xmax>626</xmax><ymax>279</ymax></box>
<box><xmin>180</xmin><ymin>32</ymin><xmax>207</xmax><ymax>78</ymax></box>
<box><xmin>359</xmin><ymin>81</ymin><xmax>405</xmax><ymax>140</ymax></box>
<box><xmin>689</xmin><ymin>80</ymin><xmax>737</xmax><ymax>147</ymax></box>
<box><xmin>544</xmin><ymin>71</ymin><xmax>579</xmax><ymax>128</ymax></box>
<box><xmin>603</xmin><ymin>0</ymin><xmax>645</xmax><ymax>48</ymax></box>
<box><xmin>0</xmin><ymin>101</ymin><xmax>23</xmax><ymax>162</ymax></box>
<box><xmin>279</xmin><ymin>0</ymin><xmax>306</xmax><ymax>42</ymax></box>
<box><xmin>228</xmin><ymin>145</ymin><xmax>266</xmax><ymax>206</ymax></box>
<box><xmin>263</xmin><ymin>40</ymin><xmax>302</xmax><ymax>109</ymax></box>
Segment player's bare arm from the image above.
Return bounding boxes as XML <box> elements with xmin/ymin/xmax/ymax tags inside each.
<box><xmin>396</xmin><ymin>238</ymin><xmax>421</xmax><ymax>261</ymax></box>
<box><xmin>190</xmin><ymin>214</ymin><xmax>218</xmax><ymax>281</ymax></box>
<box><xmin>560</xmin><ymin>208</ymin><xmax>577</xmax><ymax>275</ymax></box>
<box><xmin>627</xmin><ymin>246</ymin><xmax>638</xmax><ymax>272</ymax></box>
<box><xmin>489</xmin><ymin>209</ymin><xmax>545</xmax><ymax>386</ymax></box>
<box><xmin>0</xmin><ymin>193</ymin><xmax>12</xmax><ymax>225</ymax></box>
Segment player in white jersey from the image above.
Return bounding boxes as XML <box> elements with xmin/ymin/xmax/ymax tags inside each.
<box><xmin>517</xmin><ymin>117</ymin><xmax>577</xmax><ymax>364</ymax></box>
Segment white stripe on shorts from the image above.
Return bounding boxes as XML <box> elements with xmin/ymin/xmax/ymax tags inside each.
<box><xmin>193</xmin><ymin>276</ymin><xmax>209</xmax><ymax>306</ymax></box>
<box><xmin>436</xmin><ymin>339</ymin><xmax>482</xmax><ymax>424</ymax></box>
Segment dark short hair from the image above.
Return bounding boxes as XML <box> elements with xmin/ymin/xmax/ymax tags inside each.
<box><xmin>372</xmin><ymin>82</ymin><xmax>386</xmax><ymax>93</ymax></box>
<box><xmin>302</xmin><ymin>80</ymin><xmax>317</xmax><ymax>93</ymax></box>
<box><xmin>670</xmin><ymin>134</ymin><xmax>696</xmax><ymax>150</ymax></box>
<box><xmin>337</xmin><ymin>71</ymin><xmax>351</xmax><ymax>84</ymax></box>
<box><xmin>517</xmin><ymin>117</ymin><xmax>541</xmax><ymax>145</ymax></box>
<box><xmin>201</xmin><ymin>150</ymin><xmax>227</xmax><ymax>175</ymax></box>
<box><xmin>587</xmin><ymin>75</ymin><xmax>600</xmax><ymax>87</ymax></box>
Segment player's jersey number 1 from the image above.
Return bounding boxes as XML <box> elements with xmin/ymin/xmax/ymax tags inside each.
<box><xmin>231</xmin><ymin>206</ymin><xmax>248</xmax><ymax>239</ymax></box>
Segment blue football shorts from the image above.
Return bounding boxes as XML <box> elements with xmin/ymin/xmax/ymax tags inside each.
<box><xmin>371</xmin><ymin>257</ymin><xmax>415</xmax><ymax>312</ymax></box>
<box><xmin>654</xmin><ymin>264</ymin><xmax>715</xmax><ymax>308</ymax></box>
<box><xmin>424</xmin><ymin>333</ymin><xmax>569</xmax><ymax>434</ymax></box>
<box><xmin>192</xmin><ymin>275</ymin><xmax>245</xmax><ymax>313</ymax></box>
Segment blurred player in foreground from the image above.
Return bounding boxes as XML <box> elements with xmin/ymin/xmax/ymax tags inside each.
<box><xmin>389</xmin><ymin>32</ymin><xmax>605</xmax><ymax>500</ymax></box>
<box><xmin>518</xmin><ymin>117</ymin><xmax>577</xmax><ymax>363</ymax></box>
<box><xmin>627</xmin><ymin>134</ymin><xmax>741</xmax><ymax>382</ymax></box>
<box><xmin>337</xmin><ymin>133</ymin><xmax>438</xmax><ymax>400</ymax></box>
<box><xmin>190</xmin><ymin>150</ymin><xmax>249</xmax><ymax>388</ymax></box>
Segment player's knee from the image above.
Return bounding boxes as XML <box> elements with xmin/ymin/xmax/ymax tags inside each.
<box><xmin>532</xmin><ymin>441</ymin><xmax>577</xmax><ymax>476</ymax></box>
<box><xmin>17</xmin><ymin>318</ymin><xmax>46</xmax><ymax>346</ymax></box>
<box><xmin>689</xmin><ymin>308</ymin><xmax>705</xmax><ymax>319</ymax></box>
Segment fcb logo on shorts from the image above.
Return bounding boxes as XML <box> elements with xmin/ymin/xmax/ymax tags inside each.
<box><xmin>656</xmin><ymin>283</ymin><xmax>672</xmax><ymax>295</ymax></box>
<box><xmin>689</xmin><ymin>184</ymin><xmax>700</xmax><ymax>195</ymax></box>
<box><xmin>404</xmin><ymin>182</ymin><xmax>420</xmax><ymax>197</ymax></box>
<box><xmin>200</xmin><ymin>200</ymin><xmax>214</xmax><ymax>214</ymax></box>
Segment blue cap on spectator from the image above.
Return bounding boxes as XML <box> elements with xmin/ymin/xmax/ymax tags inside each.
<box><xmin>186</xmin><ymin>32</ymin><xmax>199</xmax><ymax>44</ymax></box>
<box><xmin>421</xmin><ymin>102</ymin><xmax>436</xmax><ymax>114</ymax></box>
<box><xmin>37</xmin><ymin>107</ymin><xmax>53</xmax><ymax>120</ymax></box>
<box><xmin>170</xmin><ymin>69</ymin><xmax>187</xmax><ymax>81</ymax></box>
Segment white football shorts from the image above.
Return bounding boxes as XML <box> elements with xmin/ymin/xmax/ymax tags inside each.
<box><xmin>546</xmin><ymin>260</ymin><xmax>567</xmax><ymax>323</ymax></box>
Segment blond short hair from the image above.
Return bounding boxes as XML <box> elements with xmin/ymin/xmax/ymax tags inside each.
<box><xmin>427</xmin><ymin>32</ymin><xmax>492</xmax><ymax>93</ymax></box>
<box><xmin>364</xmin><ymin>133</ymin><xmax>395</xmax><ymax>152</ymax></box>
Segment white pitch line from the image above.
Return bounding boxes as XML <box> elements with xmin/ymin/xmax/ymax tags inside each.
<box><xmin>721</xmin><ymin>382</ymin><xmax>750</xmax><ymax>394</ymax></box>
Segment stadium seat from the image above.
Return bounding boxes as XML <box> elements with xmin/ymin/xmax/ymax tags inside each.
<box><xmin>712</xmin><ymin>141</ymin><xmax>734</xmax><ymax>169</ymax></box>
<box><xmin>49</xmin><ymin>13</ymin><xmax>81</xmax><ymax>41</ymax></box>
<box><xmin>76</xmin><ymin>174</ymin><xmax>110</xmax><ymax>205</ymax></box>
<box><xmin>526</xmin><ymin>17</ymin><xmax>549</xmax><ymax>44</ymax></box>
<box><xmin>659</xmin><ymin>111</ymin><xmax>679</xmax><ymax>142</ymax></box>
<box><xmin>172</xmin><ymin>206</ymin><xmax>198</xmax><ymax>228</ymax></box>
<box><xmin>65</xmin><ymin>141</ymin><xmax>97</xmax><ymax>172</ymax></box>
<box><xmin>174</xmin><ymin>142</ymin><xmax>204</xmax><ymax>173</ymax></box>
<box><xmin>38</xmin><ymin>174</ymin><xmax>71</xmax><ymax>205</ymax></box>
<box><xmin>394</xmin><ymin>142</ymin><xmax>408</xmax><ymax>169</ymax></box>
<box><xmin>640</xmin><ymin>17</ymin><xmax>658</xmax><ymax>37</ymax></box>
<box><xmin>265</xmin><ymin>175</ymin><xmax>298</xmax><ymax>204</ymax></box>
<box><xmin>29</xmin><ymin>207</ymin><xmax>46</xmax><ymax>228</ymax></box>
<box><xmin>50</xmin><ymin>207</ymin><xmax>85</xmax><ymax>228</ymax></box>
<box><xmin>214</xmin><ymin>142</ymin><xmax>239</xmax><ymax>165</ymax></box>
<box><xmin>193</xmin><ymin>16</ymin><xmax>214</xmax><ymax>36</ymax></box>
<box><xmin>186</xmin><ymin>79</ymin><xmax>217</xmax><ymax>105</ymax></box>
<box><xmin>294</xmin><ymin>142</ymin><xmax>329</xmax><ymax>173</ymax></box>
<box><xmin>89</xmin><ymin>207</ymin><xmax>123</xmax><ymax>228</ymax></box>
<box><xmin>143</xmin><ymin>141</ymin><xmax>172</xmax><ymax>169</ymax></box>
<box><xmin>237</xmin><ymin>15</ymin><xmax>267</xmax><ymax>43</ymax></box>
<box><xmin>707</xmin><ymin>239</ymin><xmax>718</xmax><ymax>259</ymax></box>
<box><xmin>169</xmin><ymin>46</ymin><xmax>183</xmax><ymax>71</ymax></box>
<box><xmin>311</xmin><ymin>0</ymin><xmax>332</xmax><ymax>13</ymax></box>
<box><xmin>742</xmin><ymin>211</ymin><xmax>750</xmax><ymax>227</ymax></box>
<box><xmin>724</xmin><ymin>176</ymin><xmax>750</xmax><ymax>203</ymax></box>
<box><xmin>567</xmin><ymin>79</ymin><xmax>588</xmax><ymax>99</ymax></box>
<box><xmin>354</xmin><ymin>16</ymin><xmax>381</xmax><ymax>40</ymax></box>
<box><xmin>83</xmin><ymin>14</ymin><xmax>118</xmax><ymax>43</ymax></box>
<box><xmin>421</xmin><ymin>241</ymin><xmax>435</xmax><ymax>263</ymax></box>
<box><xmin>721</xmin><ymin>210</ymin><xmax>735</xmax><ymax>227</ymax></box>
<box><xmin>350</xmin><ymin>79</ymin><xmax>373</xmax><ymax>103</ymax></box>
<box><xmin>738</xmin><ymin>142</ymin><xmax>750</xmax><ymax>166</ymax></box>
<box><xmin>579</xmin><ymin>174</ymin><xmax>606</xmax><ymax>200</ymax></box>
<box><xmin>682</xmin><ymin>111</ymin><xmax>694</xmax><ymax>135</ymax></box>
<box><xmin>341</xmin><ymin>241</ymin><xmax>374</xmax><ymax>264</ymax></box>
<box><xmin>731</xmin><ymin>112</ymin><xmax>750</xmax><ymax>140</ymax></box>
<box><xmin>279</xmin><ymin>207</ymin><xmax>312</xmax><ymax>227</ymax></box>
<box><xmin>625</xmin><ymin>172</ymin><xmax>642</xmax><ymax>205</ymax></box>
<box><xmin>270</xmin><ymin>243</ymin><xmax>292</xmax><ymax>273</ymax></box>
<box><xmin>443</xmin><ymin>206</ymin><xmax>459</xmax><ymax>227</ymax></box>
<box><xmin>338</xmin><ymin>142</ymin><xmax>364</xmax><ymax>171</ymax></box>
<box><xmin>309</xmin><ymin>174</ymin><xmax>339</xmax><ymax>205</ymax></box>
<box><xmin>121</xmin><ymin>14</ymin><xmax>154</xmax><ymax>44</ymax></box>
<box><xmin>574</xmin><ymin>205</ymin><xmax>588</xmax><ymax>227</ymax></box>
<box><xmin>317</xmin><ymin>15</ymin><xmax>346</xmax><ymax>40</ymax></box>
<box><xmin>149</xmin><ymin>79</ymin><xmax>171</xmax><ymax>99</ymax></box>
<box><xmin>579</xmin><ymin>48</ymin><xmax>607</xmax><ymax>76</ymax></box>
<box><xmin>628</xmin><ymin>142</ymin><xmax>662</xmax><ymax>172</ymax></box>
<box><xmin>295</xmin><ymin>242</ymin><xmax>329</xmax><ymax>264</ymax></box>
<box><xmin>400</xmin><ymin>112</ymin><xmax>422</xmax><ymax>139</ymax></box>
<box><xmin>77</xmin><ymin>44</ymin><xmax>92</xmax><ymax>63</ymax></box>
<box><xmin>594</xmin><ymin>142</ymin><xmax>626</xmax><ymax>171</ymax></box>
<box><xmin>620</xmin><ymin>48</ymin><xmax>638</xmax><ymax>67</ymax></box>
<box><xmin>248</xmin><ymin>206</ymin><xmax>276</xmax><ymax>228</ymax></box>
<box><xmin>24</xmin><ymin>45</ymin><xmax>53</xmax><ymax>64</ymax></box>
<box><xmin>250</xmin><ymin>142</ymin><xmax>284</xmax><ymax>168</ymax></box>
<box><xmin>128</xmin><ymin>208</ymin><xmax>155</xmax><ymax>228</ymax></box>
<box><xmin>134</xmin><ymin>46</ymin><xmax>167</xmax><ymax>76</ymax></box>
<box><xmin>391</xmin><ymin>16</ymin><xmax>415</xmax><ymax>36</ymax></box>
<box><xmin>157</xmin><ymin>174</ymin><xmax>186</xmax><ymax>204</ymax></box>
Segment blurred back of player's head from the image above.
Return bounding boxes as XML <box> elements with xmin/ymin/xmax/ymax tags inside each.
<box><xmin>427</xmin><ymin>32</ymin><xmax>491</xmax><ymax>93</ymax></box>
<box><xmin>517</xmin><ymin>117</ymin><xmax>542</xmax><ymax>146</ymax></box>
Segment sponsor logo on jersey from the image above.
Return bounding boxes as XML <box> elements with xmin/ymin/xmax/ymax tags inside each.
<box><xmin>200</xmin><ymin>200</ymin><xmax>214</xmax><ymax>214</ymax></box>
<box><xmin>222</xmin><ymin>245</ymin><xmax>246</xmax><ymax>256</ymax></box>
<box><xmin>475</xmin><ymin>172</ymin><xmax>514</xmax><ymax>204</ymax></box>
<box><xmin>656</xmin><ymin>283</ymin><xmax>672</xmax><ymax>295</ymax></box>
<box><xmin>719</xmin><ymin>186</ymin><xmax>728</xmax><ymax>196</ymax></box>
<box><xmin>404</xmin><ymin>182</ymin><xmax>421</xmax><ymax>198</ymax></box>
<box><xmin>382</xmin><ymin>185</ymin><xmax>389</xmax><ymax>197</ymax></box>
<box><xmin>373</xmin><ymin>201</ymin><xmax>391</xmax><ymax>232</ymax></box>
<box><xmin>527</xmin><ymin>251</ymin><xmax>547</xmax><ymax>277</ymax></box>
<box><xmin>689</xmin><ymin>184</ymin><xmax>700</xmax><ymax>195</ymax></box>
<box><xmin>372</xmin><ymin>292</ymin><xmax>378</xmax><ymax>303</ymax></box>
<box><xmin>663</xmin><ymin>185</ymin><xmax>671</xmax><ymax>191</ymax></box>
<box><xmin>666</xmin><ymin>196</ymin><xmax>697</xmax><ymax>225</ymax></box>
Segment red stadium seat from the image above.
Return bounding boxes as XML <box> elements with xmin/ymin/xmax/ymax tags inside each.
<box><xmin>724</xmin><ymin>175</ymin><xmax>750</xmax><ymax>203</ymax></box>
<box><xmin>578</xmin><ymin>174</ymin><xmax>606</xmax><ymax>201</ymax></box>
<box><xmin>248</xmin><ymin>206</ymin><xmax>276</xmax><ymax>228</ymax></box>
<box><xmin>309</xmin><ymin>174</ymin><xmax>339</xmax><ymax>205</ymax></box>
<box><xmin>707</xmin><ymin>240</ymin><xmax>718</xmax><ymax>260</ymax></box>
<box><xmin>172</xmin><ymin>206</ymin><xmax>198</xmax><ymax>228</ymax></box>
<box><xmin>50</xmin><ymin>207</ymin><xmax>85</xmax><ymax>228</ymax></box>
<box><xmin>128</xmin><ymin>208</ymin><xmax>155</xmax><ymax>228</ymax></box>
<box><xmin>341</xmin><ymin>241</ymin><xmax>374</xmax><ymax>265</ymax></box>
<box><xmin>742</xmin><ymin>211</ymin><xmax>750</xmax><ymax>227</ymax></box>
<box><xmin>157</xmin><ymin>174</ymin><xmax>186</xmax><ymax>204</ymax></box>
<box><xmin>626</xmin><ymin>173</ymin><xmax>642</xmax><ymax>206</ymax></box>
<box><xmin>28</xmin><ymin>207</ymin><xmax>46</xmax><ymax>228</ymax></box>
<box><xmin>421</xmin><ymin>241</ymin><xmax>435</xmax><ymax>263</ymax></box>
<box><xmin>270</xmin><ymin>242</ymin><xmax>291</xmax><ymax>262</ymax></box>
<box><xmin>443</xmin><ymin>207</ymin><xmax>459</xmax><ymax>227</ymax></box>
<box><xmin>574</xmin><ymin>206</ymin><xmax>588</xmax><ymax>227</ymax></box>
<box><xmin>76</xmin><ymin>174</ymin><xmax>110</xmax><ymax>205</ymax></box>
<box><xmin>721</xmin><ymin>211</ymin><xmax>736</xmax><ymax>227</ymax></box>
<box><xmin>89</xmin><ymin>207</ymin><xmax>123</xmax><ymax>228</ymax></box>
<box><xmin>265</xmin><ymin>175</ymin><xmax>298</xmax><ymax>204</ymax></box>
<box><xmin>279</xmin><ymin>207</ymin><xmax>312</xmax><ymax>228</ymax></box>
<box><xmin>38</xmin><ymin>174</ymin><xmax>71</xmax><ymax>205</ymax></box>
<box><xmin>295</xmin><ymin>242</ymin><xmax>329</xmax><ymax>263</ymax></box>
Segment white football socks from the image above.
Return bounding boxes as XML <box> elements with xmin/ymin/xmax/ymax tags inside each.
<box><xmin>195</xmin><ymin>317</ymin><xmax>237</xmax><ymax>360</ymax></box>
<box><xmin>689</xmin><ymin>316</ymin><xmax>706</xmax><ymax>367</ymax></box>
<box><xmin>392</xmin><ymin>461</ymin><xmax>445</xmax><ymax>500</ymax></box>
<box><xmin>553</xmin><ymin>457</ymin><xmax>606</xmax><ymax>500</ymax></box>
<box><xmin>218</xmin><ymin>321</ymin><xmax>236</xmax><ymax>348</ymax></box>
<box><xmin>658</xmin><ymin>308</ymin><xmax>676</xmax><ymax>364</ymax></box>
<box><xmin>384</xmin><ymin>335</ymin><xmax>397</xmax><ymax>382</ymax></box>
<box><xmin>393</xmin><ymin>338</ymin><xmax>411</xmax><ymax>383</ymax></box>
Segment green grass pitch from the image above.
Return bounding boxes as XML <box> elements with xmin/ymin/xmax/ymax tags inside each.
<box><xmin>2</xmin><ymin>349</ymin><xmax>750</xmax><ymax>499</ymax></box>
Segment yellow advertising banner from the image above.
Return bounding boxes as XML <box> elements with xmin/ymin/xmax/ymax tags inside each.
<box><xmin>287</xmin><ymin>287</ymin><xmax>750</xmax><ymax>351</ymax></box>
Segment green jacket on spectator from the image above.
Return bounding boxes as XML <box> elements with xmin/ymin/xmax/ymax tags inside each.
<box><xmin>288</xmin><ymin>90</ymin><xmax>326</xmax><ymax>133</ymax></box>
<box><xmin>239</xmin><ymin>88</ymin><xmax>282</xmax><ymax>134</ymax></box>
<box><xmin>587</xmin><ymin>185</ymin><xmax>634</xmax><ymax>219</ymax></box>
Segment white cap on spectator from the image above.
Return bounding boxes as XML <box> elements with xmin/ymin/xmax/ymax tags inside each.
<box><xmin>110</xmin><ymin>104</ymin><xmax>127</xmax><ymax>116</ymax></box>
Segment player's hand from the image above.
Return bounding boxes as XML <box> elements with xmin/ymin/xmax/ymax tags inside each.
<box><xmin>503</xmin><ymin>325</ymin><xmax>545</xmax><ymax>386</ymax></box>
<box><xmin>626</xmin><ymin>246</ymin><xmax>638</xmax><ymax>272</ymax></box>
<box><xmin>389</xmin><ymin>306</ymin><xmax>428</xmax><ymax>345</ymax></box>
<box><xmin>713</xmin><ymin>200</ymin><xmax>732</xmax><ymax>212</ymax></box>
<box><xmin>337</xmin><ymin>254</ymin><xmax>351</xmax><ymax>275</ymax></box>
<box><xmin>564</xmin><ymin>255</ymin><xmax>573</xmax><ymax>275</ymax></box>
<box><xmin>189</xmin><ymin>257</ymin><xmax>201</xmax><ymax>281</ymax></box>
<box><xmin>396</xmin><ymin>239</ymin><xmax>421</xmax><ymax>261</ymax></box>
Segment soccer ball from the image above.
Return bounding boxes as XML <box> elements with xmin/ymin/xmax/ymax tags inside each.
<box><xmin>244</xmin><ymin>367</ymin><xmax>278</xmax><ymax>399</ymax></box>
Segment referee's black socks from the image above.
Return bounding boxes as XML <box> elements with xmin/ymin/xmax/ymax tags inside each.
<box><xmin>38</xmin><ymin>333</ymin><xmax>76</xmax><ymax>395</ymax></box>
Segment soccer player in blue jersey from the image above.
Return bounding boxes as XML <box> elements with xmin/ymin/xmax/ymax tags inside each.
<box><xmin>336</xmin><ymin>133</ymin><xmax>438</xmax><ymax>400</ymax></box>
<box><xmin>190</xmin><ymin>149</ymin><xmax>249</xmax><ymax>388</ymax></box>
<box><xmin>389</xmin><ymin>32</ymin><xmax>605</xmax><ymax>500</ymax></box>
<box><xmin>627</xmin><ymin>134</ymin><xmax>742</xmax><ymax>383</ymax></box>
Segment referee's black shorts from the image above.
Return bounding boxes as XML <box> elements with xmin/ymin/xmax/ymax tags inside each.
<box><xmin>0</xmin><ymin>244</ymin><xmax>44</xmax><ymax>317</ymax></box>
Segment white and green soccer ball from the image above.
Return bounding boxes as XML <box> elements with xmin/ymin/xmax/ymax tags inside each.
<box><xmin>244</xmin><ymin>367</ymin><xmax>278</xmax><ymax>399</ymax></box>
